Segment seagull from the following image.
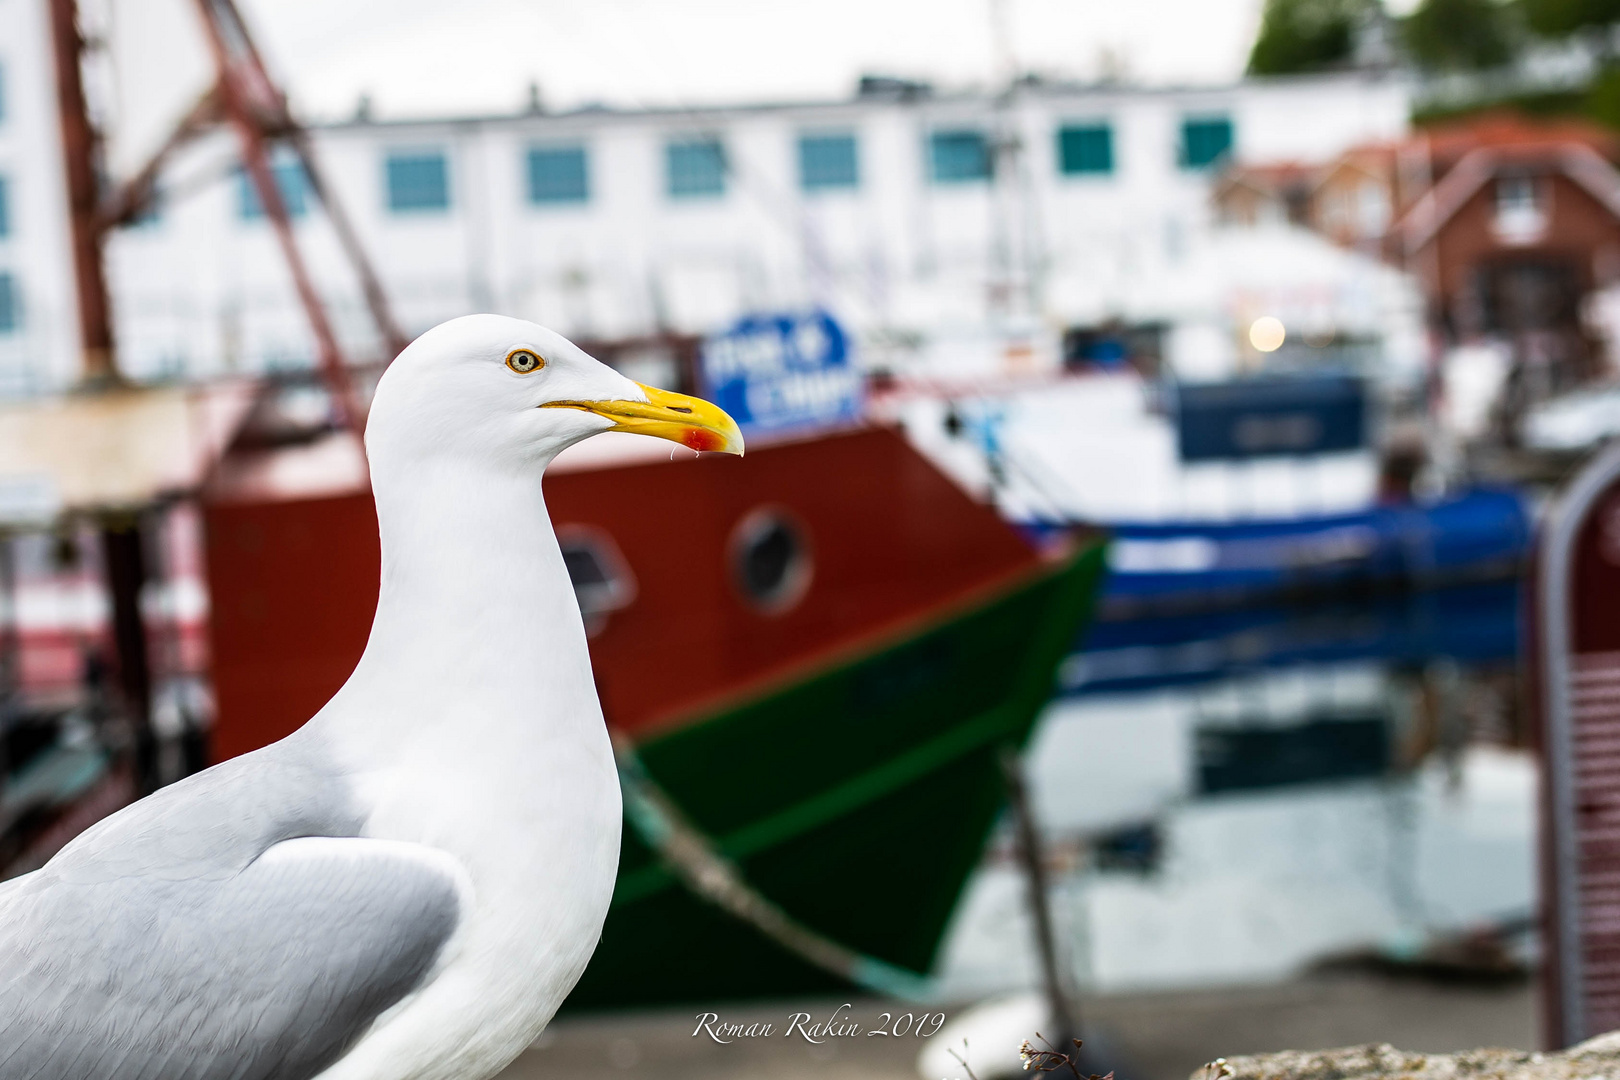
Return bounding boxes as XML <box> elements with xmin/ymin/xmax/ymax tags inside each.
<box><xmin>0</xmin><ymin>314</ymin><xmax>743</xmax><ymax>1080</ymax></box>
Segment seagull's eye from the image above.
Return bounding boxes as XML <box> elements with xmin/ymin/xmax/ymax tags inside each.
<box><xmin>506</xmin><ymin>349</ymin><xmax>544</xmax><ymax>374</ymax></box>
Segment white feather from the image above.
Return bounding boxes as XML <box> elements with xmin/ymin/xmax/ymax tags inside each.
<box><xmin>310</xmin><ymin>315</ymin><xmax>632</xmax><ymax>1079</ymax></box>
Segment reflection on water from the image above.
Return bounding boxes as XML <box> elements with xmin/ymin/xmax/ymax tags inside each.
<box><xmin>933</xmin><ymin>582</ymin><xmax>1533</xmax><ymax>998</ymax></box>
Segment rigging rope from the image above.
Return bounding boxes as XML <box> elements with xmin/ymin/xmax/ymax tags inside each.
<box><xmin>609</xmin><ymin>729</ymin><xmax>939</xmax><ymax>1002</ymax></box>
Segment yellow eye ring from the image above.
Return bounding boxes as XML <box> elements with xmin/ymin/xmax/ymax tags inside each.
<box><xmin>506</xmin><ymin>349</ymin><xmax>544</xmax><ymax>374</ymax></box>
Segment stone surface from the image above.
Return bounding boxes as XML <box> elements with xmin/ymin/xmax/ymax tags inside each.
<box><xmin>497</xmin><ymin>970</ymin><xmax>1535</xmax><ymax>1080</ymax></box>
<box><xmin>1197</xmin><ymin>1033</ymin><xmax>1620</xmax><ymax>1080</ymax></box>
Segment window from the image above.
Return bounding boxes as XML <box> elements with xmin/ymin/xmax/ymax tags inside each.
<box><xmin>1496</xmin><ymin>175</ymin><xmax>1542</xmax><ymax>215</ymax></box>
<box><xmin>929</xmin><ymin>130</ymin><xmax>992</xmax><ymax>184</ymax></box>
<box><xmin>0</xmin><ymin>176</ymin><xmax>9</xmax><ymax>238</ymax></box>
<box><xmin>0</xmin><ymin>273</ymin><xmax>16</xmax><ymax>334</ymax></box>
<box><xmin>1058</xmin><ymin>124</ymin><xmax>1113</xmax><ymax>176</ymax></box>
<box><xmin>1180</xmin><ymin>117</ymin><xmax>1233</xmax><ymax>170</ymax></box>
<box><xmin>557</xmin><ymin>525</ymin><xmax>636</xmax><ymax>636</ymax></box>
<box><xmin>666</xmin><ymin>138</ymin><xmax>726</xmax><ymax>198</ymax></box>
<box><xmin>386</xmin><ymin>151</ymin><xmax>450</xmax><ymax>212</ymax></box>
<box><xmin>1354</xmin><ymin>180</ymin><xmax>1390</xmax><ymax>237</ymax></box>
<box><xmin>730</xmin><ymin>508</ymin><xmax>812</xmax><ymax>613</ymax></box>
<box><xmin>1493</xmin><ymin>174</ymin><xmax>1547</xmax><ymax>244</ymax></box>
<box><xmin>527</xmin><ymin>146</ymin><xmax>589</xmax><ymax>204</ymax></box>
<box><xmin>238</xmin><ymin>161</ymin><xmax>310</xmax><ymax>220</ymax></box>
<box><xmin>798</xmin><ymin>133</ymin><xmax>858</xmax><ymax>191</ymax></box>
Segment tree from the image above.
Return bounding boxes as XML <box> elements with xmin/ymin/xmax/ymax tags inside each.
<box><xmin>1400</xmin><ymin>0</ymin><xmax>1520</xmax><ymax>71</ymax></box>
<box><xmin>1520</xmin><ymin>0</ymin><xmax>1620</xmax><ymax>39</ymax></box>
<box><xmin>1248</xmin><ymin>0</ymin><xmax>1376</xmax><ymax>75</ymax></box>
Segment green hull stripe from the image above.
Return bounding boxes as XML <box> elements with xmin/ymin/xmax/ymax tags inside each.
<box><xmin>614</xmin><ymin>698</ymin><xmax>1022</xmax><ymax>904</ymax></box>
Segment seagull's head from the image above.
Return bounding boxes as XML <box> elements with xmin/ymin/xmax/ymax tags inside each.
<box><xmin>365</xmin><ymin>314</ymin><xmax>743</xmax><ymax>473</ymax></box>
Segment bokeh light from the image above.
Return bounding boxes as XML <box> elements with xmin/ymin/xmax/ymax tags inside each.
<box><xmin>1249</xmin><ymin>315</ymin><xmax>1287</xmax><ymax>352</ymax></box>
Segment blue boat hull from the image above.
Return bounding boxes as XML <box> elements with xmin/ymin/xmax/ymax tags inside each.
<box><xmin>1028</xmin><ymin>488</ymin><xmax>1531</xmax><ymax>621</ymax></box>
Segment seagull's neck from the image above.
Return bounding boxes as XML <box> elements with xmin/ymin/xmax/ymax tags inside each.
<box><xmin>315</xmin><ymin>456</ymin><xmax>599</xmax><ymax>758</ymax></box>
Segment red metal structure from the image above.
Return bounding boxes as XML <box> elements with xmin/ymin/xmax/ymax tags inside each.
<box><xmin>32</xmin><ymin>0</ymin><xmax>404</xmax><ymax>807</ymax></box>
<box><xmin>57</xmin><ymin>0</ymin><xmax>409</xmax><ymax>419</ymax></box>
<box><xmin>1537</xmin><ymin>440</ymin><xmax>1620</xmax><ymax>1045</ymax></box>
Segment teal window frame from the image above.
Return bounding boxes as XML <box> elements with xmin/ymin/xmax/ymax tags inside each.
<box><xmin>0</xmin><ymin>175</ymin><xmax>10</xmax><ymax>238</ymax></box>
<box><xmin>386</xmin><ymin>151</ymin><xmax>451</xmax><ymax>213</ymax></box>
<box><xmin>238</xmin><ymin>160</ymin><xmax>310</xmax><ymax>220</ymax></box>
<box><xmin>527</xmin><ymin>146</ymin><xmax>589</xmax><ymax>205</ymax></box>
<box><xmin>666</xmin><ymin>139</ymin><xmax>726</xmax><ymax>199</ymax></box>
<box><xmin>0</xmin><ymin>273</ymin><xmax>16</xmax><ymax>334</ymax></box>
<box><xmin>929</xmin><ymin>130</ymin><xmax>992</xmax><ymax>184</ymax></box>
<box><xmin>1180</xmin><ymin>117</ymin><xmax>1234</xmax><ymax>170</ymax></box>
<box><xmin>798</xmin><ymin>133</ymin><xmax>859</xmax><ymax>191</ymax></box>
<box><xmin>1057</xmin><ymin>124</ymin><xmax>1113</xmax><ymax>176</ymax></box>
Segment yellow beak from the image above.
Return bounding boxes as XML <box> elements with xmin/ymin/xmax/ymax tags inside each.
<box><xmin>541</xmin><ymin>382</ymin><xmax>744</xmax><ymax>455</ymax></box>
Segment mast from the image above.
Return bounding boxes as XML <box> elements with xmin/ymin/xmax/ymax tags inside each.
<box><xmin>46</xmin><ymin>0</ymin><xmax>119</xmax><ymax>387</ymax></box>
<box><xmin>45</xmin><ymin>0</ymin><xmax>156</xmax><ymax>793</ymax></box>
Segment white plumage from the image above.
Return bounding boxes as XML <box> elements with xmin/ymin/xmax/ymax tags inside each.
<box><xmin>0</xmin><ymin>314</ymin><xmax>741</xmax><ymax>1080</ymax></box>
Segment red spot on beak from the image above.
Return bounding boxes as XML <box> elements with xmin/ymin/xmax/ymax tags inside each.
<box><xmin>683</xmin><ymin>428</ymin><xmax>725</xmax><ymax>452</ymax></box>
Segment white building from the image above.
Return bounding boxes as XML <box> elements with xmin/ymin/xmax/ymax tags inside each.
<box><xmin>0</xmin><ymin>0</ymin><xmax>81</xmax><ymax>395</ymax></box>
<box><xmin>0</xmin><ymin>0</ymin><xmax>1415</xmax><ymax>394</ymax></box>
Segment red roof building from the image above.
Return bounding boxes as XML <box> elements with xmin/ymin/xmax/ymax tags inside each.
<box><xmin>1217</xmin><ymin>112</ymin><xmax>1620</xmax><ymax>389</ymax></box>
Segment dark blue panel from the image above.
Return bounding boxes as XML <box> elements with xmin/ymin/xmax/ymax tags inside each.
<box><xmin>1175</xmin><ymin>375</ymin><xmax>1367</xmax><ymax>461</ymax></box>
<box><xmin>1198</xmin><ymin>717</ymin><xmax>1390</xmax><ymax>794</ymax></box>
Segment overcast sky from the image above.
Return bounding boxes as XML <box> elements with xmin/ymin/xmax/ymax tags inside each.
<box><xmin>236</xmin><ymin>0</ymin><xmax>1279</xmax><ymax>121</ymax></box>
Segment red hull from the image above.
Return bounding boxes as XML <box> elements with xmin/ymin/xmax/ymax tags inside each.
<box><xmin>203</xmin><ymin>426</ymin><xmax>1046</xmax><ymax>759</ymax></box>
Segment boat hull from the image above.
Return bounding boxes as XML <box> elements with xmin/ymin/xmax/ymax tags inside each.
<box><xmin>200</xmin><ymin>425</ymin><xmax>1106</xmax><ymax>1005</ymax></box>
<box><xmin>1033</xmin><ymin>488</ymin><xmax>1530</xmax><ymax>621</ymax></box>
<box><xmin>569</xmin><ymin>546</ymin><xmax>1103</xmax><ymax>1007</ymax></box>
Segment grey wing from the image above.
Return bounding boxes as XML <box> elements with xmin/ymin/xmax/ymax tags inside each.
<box><xmin>0</xmin><ymin>836</ymin><xmax>463</xmax><ymax>1080</ymax></box>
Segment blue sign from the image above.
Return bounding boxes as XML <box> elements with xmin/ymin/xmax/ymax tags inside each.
<box><xmin>700</xmin><ymin>310</ymin><xmax>863</xmax><ymax>435</ymax></box>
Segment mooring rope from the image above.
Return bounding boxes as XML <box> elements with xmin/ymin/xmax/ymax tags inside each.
<box><xmin>610</xmin><ymin>730</ymin><xmax>938</xmax><ymax>1002</ymax></box>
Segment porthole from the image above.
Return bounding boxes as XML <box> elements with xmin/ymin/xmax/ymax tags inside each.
<box><xmin>556</xmin><ymin>525</ymin><xmax>637</xmax><ymax>637</ymax></box>
<box><xmin>729</xmin><ymin>507</ymin><xmax>812</xmax><ymax>614</ymax></box>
